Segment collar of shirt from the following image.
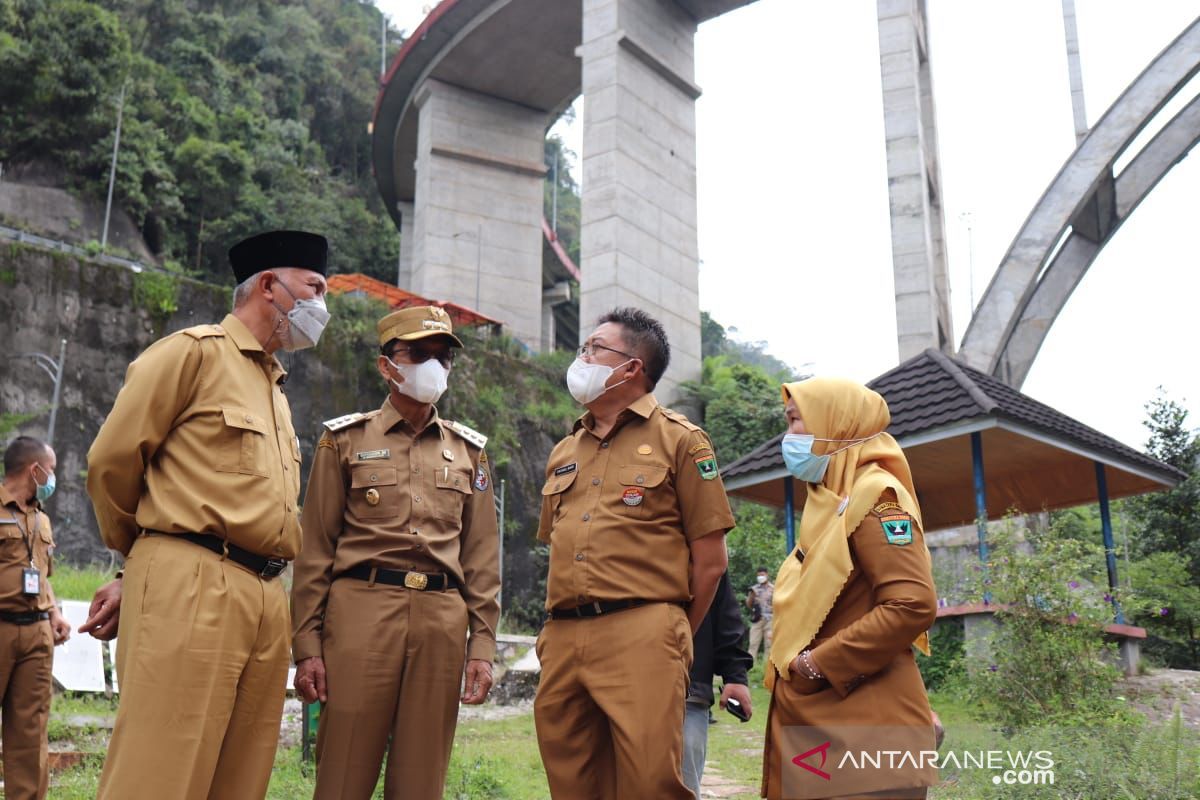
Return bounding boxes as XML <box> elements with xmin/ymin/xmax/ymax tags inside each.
<box><xmin>574</xmin><ymin>392</ymin><xmax>659</xmax><ymax>437</ymax></box>
<box><xmin>378</xmin><ymin>395</ymin><xmax>446</xmax><ymax>439</ymax></box>
<box><xmin>221</xmin><ymin>313</ymin><xmax>288</xmax><ymax>386</ymax></box>
<box><xmin>0</xmin><ymin>484</ymin><xmax>38</xmax><ymax>514</ymax></box>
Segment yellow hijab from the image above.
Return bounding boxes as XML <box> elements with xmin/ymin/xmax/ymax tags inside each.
<box><xmin>767</xmin><ymin>377</ymin><xmax>931</xmax><ymax>688</ymax></box>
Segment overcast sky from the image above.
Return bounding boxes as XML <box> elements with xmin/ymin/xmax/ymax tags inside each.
<box><xmin>376</xmin><ymin>0</ymin><xmax>1199</xmax><ymax>452</ymax></box>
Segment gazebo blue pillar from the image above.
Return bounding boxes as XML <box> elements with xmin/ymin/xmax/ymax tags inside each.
<box><xmin>971</xmin><ymin>432</ymin><xmax>990</xmax><ymax>604</ymax></box>
<box><xmin>970</xmin><ymin>432</ymin><xmax>988</xmax><ymax>561</ymax></box>
<box><xmin>784</xmin><ymin>476</ymin><xmax>796</xmax><ymax>553</ymax></box>
<box><xmin>1094</xmin><ymin>462</ymin><xmax>1125</xmax><ymax>624</ymax></box>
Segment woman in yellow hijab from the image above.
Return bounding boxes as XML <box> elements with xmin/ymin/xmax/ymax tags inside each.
<box><xmin>761</xmin><ymin>378</ymin><xmax>938</xmax><ymax>800</ymax></box>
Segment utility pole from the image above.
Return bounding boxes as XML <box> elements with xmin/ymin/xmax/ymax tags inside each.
<box><xmin>1061</xmin><ymin>0</ymin><xmax>1089</xmax><ymax>144</ymax></box>
<box><xmin>380</xmin><ymin>13</ymin><xmax>387</xmax><ymax>77</ymax></box>
<box><xmin>101</xmin><ymin>80</ymin><xmax>128</xmax><ymax>253</ymax></box>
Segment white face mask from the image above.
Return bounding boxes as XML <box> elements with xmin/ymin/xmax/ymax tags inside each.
<box><xmin>756</xmin><ymin>575</ymin><xmax>768</xmax><ymax>585</ymax></box>
<box><xmin>387</xmin><ymin>356</ymin><xmax>449</xmax><ymax>404</ymax></box>
<box><xmin>566</xmin><ymin>357</ymin><xmax>631</xmax><ymax>405</ymax></box>
<box><xmin>274</xmin><ymin>281</ymin><xmax>330</xmax><ymax>351</ymax></box>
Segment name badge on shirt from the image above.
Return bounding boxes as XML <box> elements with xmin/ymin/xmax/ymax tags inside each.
<box><xmin>553</xmin><ymin>463</ymin><xmax>577</xmax><ymax>476</ymax></box>
<box><xmin>356</xmin><ymin>449</ymin><xmax>390</xmax><ymax>461</ymax></box>
<box><xmin>22</xmin><ymin>568</ymin><xmax>40</xmax><ymax>596</ymax></box>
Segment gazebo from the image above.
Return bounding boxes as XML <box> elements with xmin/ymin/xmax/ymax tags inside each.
<box><xmin>720</xmin><ymin>348</ymin><xmax>1185</xmax><ymax>672</ymax></box>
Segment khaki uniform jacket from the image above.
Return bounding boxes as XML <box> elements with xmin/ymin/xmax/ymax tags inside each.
<box><xmin>0</xmin><ymin>486</ymin><xmax>56</xmax><ymax>612</ymax></box>
<box><xmin>766</xmin><ymin>494</ymin><xmax>938</xmax><ymax>797</ymax></box>
<box><xmin>537</xmin><ymin>393</ymin><xmax>735</xmax><ymax>610</ymax></box>
<box><xmin>291</xmin><ymin>398</ymin><xmax>500</xmax><ymax>663</ymax></box>
<box><xmin>87</xmin><ymin>314</ymin><xmax>302</xmax><ymax>558</ymax></box>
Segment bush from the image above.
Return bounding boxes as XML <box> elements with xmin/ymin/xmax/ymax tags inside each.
<box><xmin>918</xmin><ymin>619</ymin><xmax>965</xmax><ymax>692</ymax></box>
<box><xmin>965</xmin><ymin>520</ymin><xmax>1124</xmax><ymax>730</ymax></box>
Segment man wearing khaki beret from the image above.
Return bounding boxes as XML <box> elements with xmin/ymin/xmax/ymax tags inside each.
<box><xmin>291</xmin><ymin>305</ymin><xmax>500</xmax><ymax>800</ymax></box>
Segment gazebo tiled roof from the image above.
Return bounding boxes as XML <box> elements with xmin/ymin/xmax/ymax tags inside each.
<box><xmin>721</xmin><ymin>348</ymin><xmax>1183</xmax><ymax>530</ymax></box>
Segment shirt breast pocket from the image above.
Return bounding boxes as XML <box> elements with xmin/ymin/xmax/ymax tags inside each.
<box><xmin>351</xmin><ymin>465</ymin><xmax>400</xmax><ymax>520</ymax></box>
<box><xmin>433</xmin><ymin>468</ymin><xmax>473</xmax><ymax>523</ymax></box>
<box><xmin>216</xmin><ymin>406</ymin><xmax>271</xmax><ymax>477</ymax></box>
<box><xmin>541</xmin><ymin>469</ymin><xmax>578</xmax><ymax>527</ymax></box>
<box><xmin>617</xmin><ymin>465</ymin><xmax>669</xmax><ymax>519</ymax></box>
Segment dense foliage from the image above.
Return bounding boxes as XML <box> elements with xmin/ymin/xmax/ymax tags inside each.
<box><xmin>0</xmin><ymin>0</ymin><xmax>400</xmax><ymax>280</ymax></box>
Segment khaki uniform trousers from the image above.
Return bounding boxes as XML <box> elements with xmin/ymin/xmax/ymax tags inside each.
<box><xmin>0</xmin><ymin>619</ymin><xmax>53</xmax><ymax>799</ymax></box>
<box><xmin>98</xmin><ymin>534</ymin><xmax>290</xmax><ymax>800</ymax></box>
<box><xmin>748</xmin><ymin>616</ymin><xmax>772</xmax><ymax>663</ymax></box>
<box><xmin>314</xmin><ymin>577</ymin><xmax>468</xmax><ymax>800</ymax></box>
<box><xmin>534</xmin><ymin>602</ymin><xmax>694</xmax><ymax>800</ymax></box>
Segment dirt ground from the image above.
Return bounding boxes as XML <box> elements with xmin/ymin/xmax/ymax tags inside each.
<box><xmin>1121</xmin><ymin>667</ymin><xmax>1200</xmax><ymax>729</ymax></box>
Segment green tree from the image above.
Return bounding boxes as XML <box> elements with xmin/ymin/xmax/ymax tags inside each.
<box><xmin>1125</xmin><ymin>390</ymin><xmax>1200</xmax><ymax>668</ymax></box>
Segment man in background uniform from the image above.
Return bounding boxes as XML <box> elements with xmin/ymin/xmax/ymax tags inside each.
<box><xmin>291</xmin><ymin>306</ymin><xmax>500</xmax><ymax>800</ymax></box>
<box><xmin>746</xmin><ymin>565</ymin><xmax>774</xmax><ymax>663</ymax></box>
<box><xmin>0</xmin><ymin>436</ymin><xmax>71</xmax><ymax>800</ymax></box>
<box><xmin>534</xmin><ymin>308</ymin><xmax>735</xmax><ymax>799</ymax></box>
<box><xmin>82</xmin><ymin>230</ymin><xmax>330</xmax><ymax>800</ymax></box>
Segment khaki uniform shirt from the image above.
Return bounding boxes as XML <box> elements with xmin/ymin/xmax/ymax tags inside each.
<box><xmin>750</xmin><ymin>581</ymin><xmax>774</xmax><ymax>621</ymax></box>
<box><xmin>87</xmin><ymin>314</ymin><xmax>302</xmax><ymax>558</ymax></box>
<box><xmin>537</xmin><ymin>393</ymin><xmax>735</xmax><ymax>611</ymax></box>
<box><xmin>291</xmin><ymin>398</ymin><xmax>500</xmax><ymax>662</ymax></box>
<box><xmin>0</xmin><ymin>486</ymin><xmax>55</xmax><ymax>612</ymax></box>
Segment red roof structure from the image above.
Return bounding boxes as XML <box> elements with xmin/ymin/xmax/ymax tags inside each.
<box><xmin>327</xmin><ymin>273</ymin><xmax>503</xmax><ymax>331</ymax></box>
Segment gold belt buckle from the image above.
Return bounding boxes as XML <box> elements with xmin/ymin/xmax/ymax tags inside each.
<box><xmin>404</xmin><ymin>572</ymin><xmax>429</xmax><ymax>591</ymax></box>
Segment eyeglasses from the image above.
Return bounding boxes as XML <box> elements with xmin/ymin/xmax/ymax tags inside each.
<box><xmin>389</xmin><ymin>345</ymin><xmax>456</xmax><ymax>369</ymax></box>
<box><xmin>577</xmin><ymin>342</ymin><xmax>635</xmax><ymax>361</ymax></box>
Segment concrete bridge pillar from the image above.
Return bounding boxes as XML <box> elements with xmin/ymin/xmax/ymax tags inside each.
<box><xmin>410</xmin><ymin>79</ymin><xmax>548</xmax><ymax>350</ymax></box>
<box><xmin>396</xmin><ymin>200</ymin><xmax>414</xmax><ymax>289</ymax></box>
<box><xmin>877</xmin><ymin>0</ymin><xmax>954</xmax><ymax>360</ymax></box>
<box><xmin>577</xmin><ymin>0</ymin><xmax>703</xmax><ymax>405</ymax></box>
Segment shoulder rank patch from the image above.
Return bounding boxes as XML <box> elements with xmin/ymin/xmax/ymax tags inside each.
<box><xmin>180</xmin><ymin>324</ymin><xmax>225</xmax><ymax>340</ymax></box>
<box><xmin>479</xmin><ymin>451</ymin><xmax>488</xmax><ymax>465</ymax></box>
<box><xmin>323</xmin><ymin>412</ymin><xmax>367</xmax><ymax>432</ymax></box>
<box><xmin>474</xmin><ymin>465</ymin><xmax>490</xmax><ymax>492</ymax></box>
<box><xmin>317</xmin><ymin>434</ymin><xmax>336</xmax><ymax>451</ymax></box>
<box><xmin>445</xmin><ymin>420</ymin><xmax>488</xmax><ymax>449</ymax></box>
<box><xmin>880</xmin><ymin>514</ymin><xmax>913</xmax><ymax>546</ymax></box>
<box><xmin>687</xmin><ymin>442</ymin><xmax>712</xmax><ymax>456</ymax></box>
<box><xmin>694</xmin><ymin>453</ymin><xmax>718</xmax><ymax>480</ymax></box>
<box><xmin>660</xmin><ymin>407</ymin><xmax>701</xmax><ymax>432</ymax></box>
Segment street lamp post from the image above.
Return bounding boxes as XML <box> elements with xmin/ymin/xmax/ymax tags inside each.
<box><xmin>13</xmin><ymin>339</ymin><xmax>67</xmax><ymax>447</ymax></box>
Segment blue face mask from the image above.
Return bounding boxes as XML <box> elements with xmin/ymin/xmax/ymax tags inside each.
<box><xmin>781</xmin><ymin>434</ymin><xmax>829</xmax><ymax>483</ymax></box>
<box><xmin>33</xmin><ymin>464</ymin><xmax>55</xmax><ymax>502</ymax></box>
<box><xmin>780</xmin><ymin>432</ymin><xmax>883</xmax><ymax>484</ymax></box>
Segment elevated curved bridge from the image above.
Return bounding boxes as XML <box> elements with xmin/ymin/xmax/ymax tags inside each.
<box><xmin>960</xmin><ymin>17</ymin><xmax>1200</xmax><ymax>387</ymax></box>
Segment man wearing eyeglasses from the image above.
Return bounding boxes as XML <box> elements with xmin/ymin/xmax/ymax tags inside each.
<box><xmin>290</xmin><ymin>305</ymin><xmax>500</xmax><ymax>800</ymax></box>
<box><xmin>534</xmin><ymin>307</ymin><xmax>735</xmax><ymax>799</ymax></box>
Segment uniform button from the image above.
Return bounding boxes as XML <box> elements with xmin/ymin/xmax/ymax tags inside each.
<box><xmin>411</xmin><ymin>529</ymin><xmax>420</xmax><ymax>535</ymax></box>
<box><xmin>574</xmin><ymin>553</ymin><xmax>585</xmax><ymax>561</ymax></box>
<box><xmin>601</xmin><ymin>442</ymin><xmax>610</xmax><ymax>449</ymax></box>
<box><xmin>582</xmin><ymin>513</ymin><xmax>590</xmax><ymax>521</ymax></box>
<box><xmin>284</xmin><ymin>464</ymin><xmax>289</xmax><ymax>471</ymax></box>
<box><xmin>635</xmin><ymin>475</ymin><xmax>645</xmax><ymax>484</ymax></box>
<box><xmin>454</xmin><ymin>478</ymin><xmax>461</xmax><ymax>486</ymax></box>
<box><xmin>413</xmin><ymin>467</ymin><xmax>420</xmax><ymax>474</ymax></box>
<box><xmin>415</xmin><ymin>543</ymin><xmax>424</xmax><ymax>551</ymax></box>
<box><xmin>244</xmin><ymin>414</ymin><xmax>253</xmax><ymax>423</ymax></box>
<box><xmin>414</xmin><ymin>496</ymin><xmax>422</xmax><ymax>503</ymax></box>
<box><xmin>592</xmin><ymin>478</ymin><xmax>600</xmax><ymax>486</ymax></box>
<box><xmin>370</xmin><ymin>474</ymin><xmax>378</xmax><ymax>482</ymax></box>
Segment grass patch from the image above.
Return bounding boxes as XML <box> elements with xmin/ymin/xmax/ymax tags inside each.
<box><xmin>51</xmin><ymin>564</ymin><xmax>119</xmax><ymax>602</ymax></box>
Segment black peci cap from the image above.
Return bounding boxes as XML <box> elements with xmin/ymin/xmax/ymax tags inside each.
<box><xmin>228</xmin><ymin>230</ymin><xmax>328</xmax><ymax>284</ymax></box>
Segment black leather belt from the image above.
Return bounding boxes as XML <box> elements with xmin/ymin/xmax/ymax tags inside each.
<box><xmin>549</xmin><ymin>599</ymin><xmax>654</xmax><ymax>620</ymax></box>
<box><xmin>0</xmin><ymin>610</ymin><xmax>49</xmax><ymax>625</ymax></box>
<box><xmin>338</xmin><ymin>564</ymin><xmax>457</xmax><ymax>591</ymax></box>
<box><xmin>173</xmin><ymin>532</ymin><xmax>288</xmax><ymax>580</ymax></box>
